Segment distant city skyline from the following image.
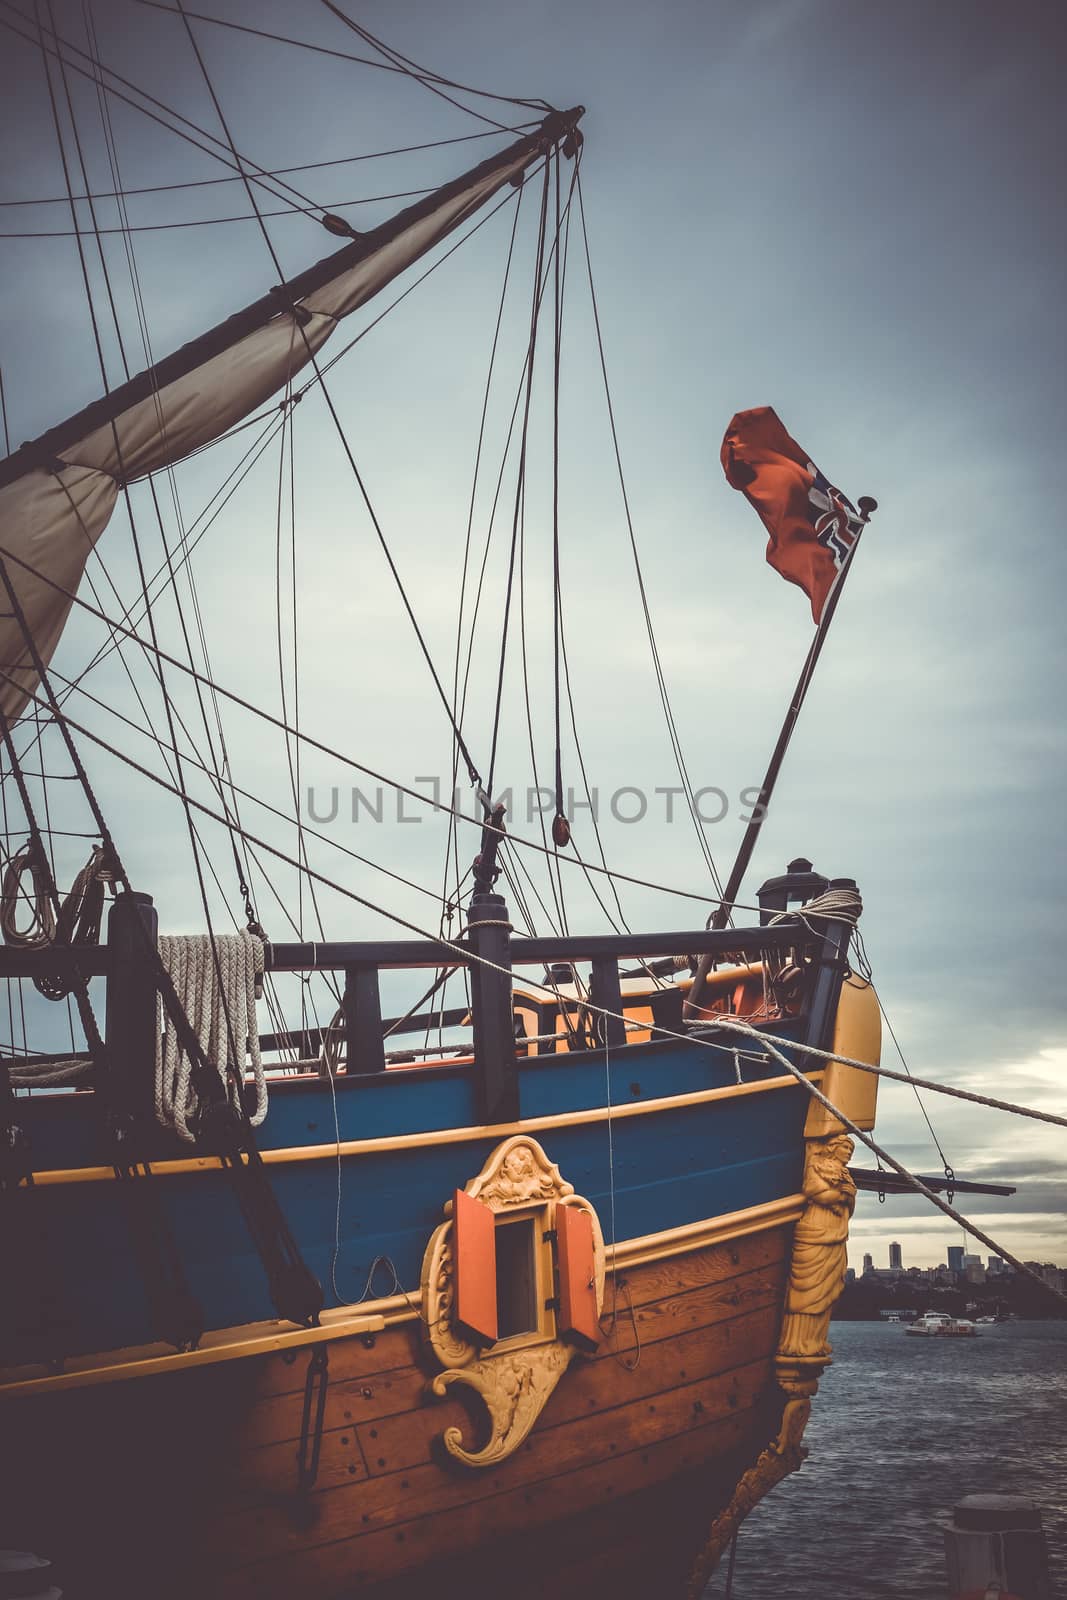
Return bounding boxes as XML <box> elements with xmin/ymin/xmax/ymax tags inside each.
<box><xmin>851</xmin><ymin>1237</ymin><xmax>1066</xmax><ymax>1274</ymax></box>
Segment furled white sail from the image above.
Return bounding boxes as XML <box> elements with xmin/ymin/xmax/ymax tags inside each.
<box><xmin>0</xmin><ymin>131</ymin><xmax>550</xmax><ymax>722</ymax></box>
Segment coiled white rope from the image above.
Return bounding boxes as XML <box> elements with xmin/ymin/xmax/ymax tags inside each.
<box><xmin>155</xmin><ymin>931</ymin><xmax>266</xmax><ymax>1143</ymax></box>
<box><xmin>0</xmin><ymin>843</ymin><xmax>56</xmax><ymax>949</ymax></box>
<box><xmin>768</xmin><ymin>885</ymin><xmax>863</xmax><ymax>927</ymax></box>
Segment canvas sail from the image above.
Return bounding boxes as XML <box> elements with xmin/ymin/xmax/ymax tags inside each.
<box><xmin>0</xmin><ymin>118</ymin><xmax>570</xmax><ymax>722</ymax></box>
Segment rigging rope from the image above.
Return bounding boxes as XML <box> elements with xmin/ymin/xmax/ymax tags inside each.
<box><xmin>703</xmin><ymin>1019</ymin><xmax>1067</xmax><ymax>1306</ymax></box>
<box><xmin>156</xmin><ymin>930</ymin><xmax>267</xmax><ymax>1142</ymax></box>
<box><xmin>575</xmin><ymin>173</ymin><xmax>728</xmax><ymax>907</ymax></box>
<box><xmin>316</xmin><ymin>0</ymin><xmax>541</xmax><ymax>131</ymax></box>
<box><xmin>134</xmin><ymin>0</ymin><xmax>550</xmax><ymax>118</ymax></box>
<box><xmin>0</xmin><ymin>646</ymin><xmax>756</xmax><ymax>914</ymax></box>
<box><xmin>0</xmin><ymin>127</ymin><xmax>520</xmax><ymax>208</ymax></box>
<box><xmin>702</xmin><ymin>1017</ymin><xmax>1067</xmax><ymax>1133</ymax></box>
<box><xmin>2</xmin><ymin>0</ymin><xmax>324</xmax><ymax>213</ymax></box>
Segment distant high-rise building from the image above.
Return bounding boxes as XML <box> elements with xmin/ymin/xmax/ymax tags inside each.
<box><xmin>889</xmin><ymin>1241</ymin><xmax>903</xmax><ymax>1271</ymax></box>
<box><xmin>947</xmin><ymin>1245</ymin><xmax>965</xmax><ymax>1273</ymax></box>
<box><xmin>862</xmin><ymin>1252</ymin><xmax>874</xmax><ymax>1275</ymax></box>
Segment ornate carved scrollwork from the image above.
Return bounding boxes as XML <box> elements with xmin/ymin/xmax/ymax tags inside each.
<box><xmin>419</xmin><ymin>1135</ymin><xmax>604</xmax><ymax>1469</ymax></box>
<box><xmin>430</xmin><ymin>1343</ymin><xmax>573</xmax><ymax>1468</ymax></box>
<box><xmin>685</xmin><ymin>1398</ymin><xmax>812</xmax><ymax>1599</ymax></box>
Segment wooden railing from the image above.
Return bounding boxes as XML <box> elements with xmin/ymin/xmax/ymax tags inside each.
<box><xmin>1</xmin><ymin>899</ymin><xmax>849</xmax><ymax>1128</ymax></box>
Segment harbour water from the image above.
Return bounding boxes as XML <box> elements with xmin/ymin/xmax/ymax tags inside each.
<box><xmin>704</xmin><ymin>1319</ymin><xmax>1067</xmax><ymax>1598</ymax></box>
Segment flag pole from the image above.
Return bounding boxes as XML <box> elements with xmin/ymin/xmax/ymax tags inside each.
<box><xmin>684</xmin><ymin>494</ymin><xmax>877</xmax><ymax>1013</ymax></box>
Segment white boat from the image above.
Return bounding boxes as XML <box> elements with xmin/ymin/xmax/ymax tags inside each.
<box><xmin>906</xmin><ymin>1313</ymin><xmax>979</xmax><ymax>1337</ymax></box>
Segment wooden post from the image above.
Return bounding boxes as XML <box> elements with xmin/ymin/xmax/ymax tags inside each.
<box><xmin>343</xmin><ymin>965</ymin><xmax>386</xmax><ymax>1075</ymax></box>
<box><xmin>805</xmin><ymin>877</ymin><xmax>858</xmax><ymax>1051</ymax></box>
<box><xmin>589</xmin><ymin>956</ymin><xmax>625</xmax><ymax>1051</ymax></box>
<box><xmin>104</xmin><ymin>891</ymin><xmax>158</xmax><ymax>1124</ymax></box>
<box><xmin>467</xmin><ymin>889</ymin><xmax>518</xmax><ymax>1124</ymax></box>
<box><xmin>942</xmin><ymin>1494</ymin><xmax>1052</xmax><ymax>1599</ymax></box>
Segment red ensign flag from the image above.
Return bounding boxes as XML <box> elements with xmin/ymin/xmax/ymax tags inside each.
<box><xmin>721</xmin><ymin>406</ymin><xmax>863</xmax><ymax>624</ymax></box>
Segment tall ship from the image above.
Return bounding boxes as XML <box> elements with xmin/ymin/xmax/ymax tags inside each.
<box><xmin>0</xmin><ymin>13</ymin><xmax>885</xmax><ymax>1598</ymax></box>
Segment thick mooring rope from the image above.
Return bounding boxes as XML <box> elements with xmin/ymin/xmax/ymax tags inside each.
<box><xmin>704</xmin><ymin>1017</ymin><xmax>1067</xmax><ymax>1133</ymax></box>
<box><xmin>155</xmin><ymin>930</ymin><xmax>266</xmax><ymax>1143</ymax></box>
<box><xmin>706</xmin><ymin>1019</ymin><xmax>1067</xmax><ymax>1306</ymax></box>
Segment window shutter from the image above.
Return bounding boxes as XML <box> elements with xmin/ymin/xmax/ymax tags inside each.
<box><xmin>452</xmin><ymin>1188</ymin><xmax>497</xmax><ymax>1344</ymax></box>
<box><xmin>556</xmin><ymin>1203</ymin><xmax>600</xmax><ymax>1351</ymax></box>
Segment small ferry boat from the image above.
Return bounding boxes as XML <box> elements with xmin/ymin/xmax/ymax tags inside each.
<box><xmin>906</xmin><ymin>1313</ymin><xmax>979</xmax><ymax>1338</ymax></box>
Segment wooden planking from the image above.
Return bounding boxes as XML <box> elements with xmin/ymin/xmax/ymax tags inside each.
<box><xmin>614</xmin><ymin>1224</ymin><xmax>788</xmax><ymax>1310</ymax></box>
<box><xmin>217</xmin><ymin>1298</ymin><xmax>782</xmax><ymax>1516</ymax></box>
<box><xmin>239</xmin><ymin>1222</ymin><xmax>790</xmax><ymax>1408</ymax></box>
<box><xmin>0</xmin><ymin>1228</ymin><xmax>792</xmax><ymax>1600</ymax></box>
<box><xmin>210</xmin><ymin>1339</ymin><xmax>775</xmax><ymax>1570</ymax></box>
<box><xmin>351</xmin><ymin>1322</ymin><xmax>774</xmax><ymax>1480</ymax></box>
<box><xmin>220</xmin><ymin>1397</ymin><xmax>774</xmax><ymax>1599</ymax></box>
<box><xmin>229</xmin><ymin>1243</ymin><xmax>788</xmax><ymax>1459</ymax></box>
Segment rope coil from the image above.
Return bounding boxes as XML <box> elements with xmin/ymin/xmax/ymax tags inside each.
<box><xmin>155</xmin><ymin>931</ymin><xmax>267</xmax><ymax>1142</ymax></box>
<box><xmin>0</xmin><ymin>842</ymin><xmax>56</xmax><ymax>949</ymax></box>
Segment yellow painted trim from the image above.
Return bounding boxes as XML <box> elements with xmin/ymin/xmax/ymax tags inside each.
<box><xmin>607</xmin><ymin>1192</ymin><xmax>803</xmax><ymax>1271</ymax></box>
<box><xmin>804</xmin><ymin>975</ymin><xmax>881</xmax><ymax>1136</ymax></box>
<box><xmin>0</xmin><ymin>1192</ymin><xmax>802</xmax><ymax>1399</ymax></box>
<box><xmin>30</xmin><ymin>1071</ymin><xmax>822</xmax><ymax>1187</ymax></box>
<box><xmin>0</xmin><ymin>1305</ymin><xmax>385</xmax><ymax>1398</ymax></box>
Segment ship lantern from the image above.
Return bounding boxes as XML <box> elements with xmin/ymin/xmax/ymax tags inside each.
<box><xmin>756</xmin><ymin>857</ymin><xmax>829</xmax><ymax>925</ymax></box>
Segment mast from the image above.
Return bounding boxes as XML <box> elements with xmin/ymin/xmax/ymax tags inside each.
<box><xmin>684</xmin><ymin>496</ymin><xmax>876</xmax><ymax>1016</ymax></box>
<box><xmin>708</xmin><ymin>495</ymin><xmax>876</xmax><ymax>929</ymax></box>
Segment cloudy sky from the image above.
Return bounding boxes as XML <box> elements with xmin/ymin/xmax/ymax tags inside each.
<box><xmin>1</xmin><ymin>0</ymin><xmax>1064</xmax><ymax>1271</ymax></box>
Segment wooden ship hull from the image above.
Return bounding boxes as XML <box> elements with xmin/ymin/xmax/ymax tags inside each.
<box><xmin>1</xmin><ymin>866</ymin><xmax>880</xmax><ymax>1598</ymax></box>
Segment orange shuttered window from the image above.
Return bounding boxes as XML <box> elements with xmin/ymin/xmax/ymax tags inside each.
<box><xmin>556</xmin><ymin>1204</ymin><xmax>600</xmax><ymax>1351</ymax></box>
<box><xmin>452</xmin><ymin>1188</ymin><xmax>498</xmax><ymax>1344</ymax></box>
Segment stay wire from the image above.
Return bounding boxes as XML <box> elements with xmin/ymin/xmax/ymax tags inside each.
<box><xmin>0</xmin><ymin>366</ymin><xmax>10</xmax><ymax>455</ymax></box>
<box><xmin>551</xmin><ymin>149</ymin><xmax>564</xmax><ymax>823</ymax></box>
<box><xmin>879</xmin><ymin>991</ymin><xmax>954</xmax><ymax>1182</ymax></box>
<box><xmin>21</xmin><ymin>649</ymin><xmax>1033</xmax><ymax>1175</ymax></box>
<box><xmin>316</xmin><ymin>0</ymin><xmax>541</xmax><ymax>131</ymax></box>
<box><xmin>1</xmin><ymin>2</ymin><xmax>320</xmax><ymax>214</ymax></box>
<box><xmin>171</xmin><ymin>0</ymin><xmax>486</xmax><ymax>792</ymax></box>
<box><xmin>441</xmin><ymin>181</ymin><xmax>524</xmax><ymax>986</ymax></box>
<box><xmin>0</xmin><ymin>689</ymin><xmax>106</xmax><ymax>1065</ymax></box>
<box><xmin>574</xmin><ymin>174</ymin><xmax>727</xmax><ymax>905</ymax></box>
<box><xmin>486</xmin><ymin>157</ymin><xmax>551</xmax><ymax>798</ymax></box>
<box><xmin>272</xmin><ymin>384</ymin><xmax>342</xmax><ymax>1012</ymax></box>
<box><xmin>44</xmin><ymin>664</ymin><xmax>441</xmax><ymax>910</ymax></box>
<box><xmin>83</xmin><ymin>0</ymin><xmax>264</xmax><ymax>939</ymax></box>
<box><xmin>37</xmin><ymin>0</ymin><xmax>244</xmax><ymax>1072</ymax></box>
<box><xmin>0</xmin><ymin>127</ymin><xmax>525</xmax><ymax>208</ymax></box>
<box><xmin>0</xmin><ymin>188</ymin><xmax>441</xmax><ymax>238</ymax></box>
<box><xmin>136</xmin><ymin>0</ymin><xmax>549</xmax><ymax>116</ymax></box>
<box><xmin>0</xmin><ymin>541</ymin><xmax>743</xmax><ymax>912</ymax></box>
<box><xmin>517</xmin><ymin>474</ymin><xmax>565</xmax><ymax>933</ymax></box>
